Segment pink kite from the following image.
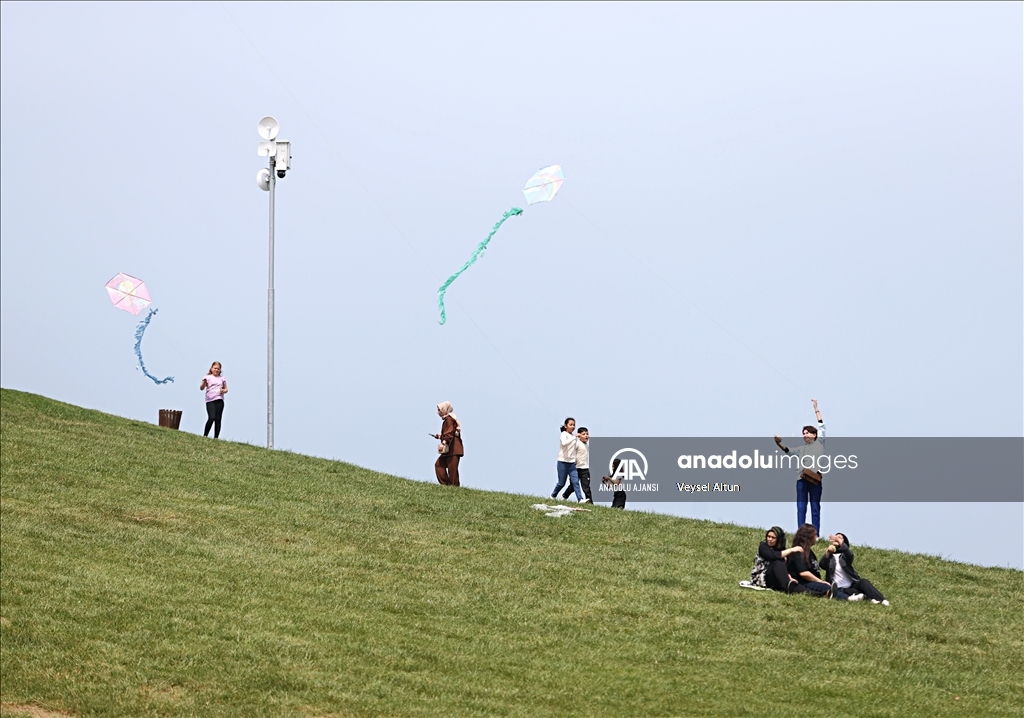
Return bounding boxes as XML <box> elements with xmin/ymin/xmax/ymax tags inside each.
<box><xmin>105</xmin><ymin>272</ymin><xmax>152</xmax><ymax>316</ymax></box>
<box><xmin>104</xmin><ymin>271</ymin><xmax>172</xmax><ymax>384</ymax></box>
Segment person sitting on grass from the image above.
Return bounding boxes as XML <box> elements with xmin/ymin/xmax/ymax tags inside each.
<box><xmin>749</xmin><ymin>526</ymin><xmax>808</xmax><ymax>593</ymax></box>
<box><xmin>821</xmin><ymin>533</ymin><xmax>890</xmax><ymax>605</ymax></box>
<box><xmin>787</xmin><ymin>524</ymin><xmax>855</xmax><ymax>600</ymax></box>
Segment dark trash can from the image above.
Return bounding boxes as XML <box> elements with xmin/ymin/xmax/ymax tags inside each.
<box><xmin>159</xmin><ymin>409</ymin><xmax>183</xmax><ymax>430</ymax></box>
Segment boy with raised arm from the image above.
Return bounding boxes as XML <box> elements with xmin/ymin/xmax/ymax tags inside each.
<box><xmin>774</xmin><ymin>398</ymin><xmax>826</xmax><ymax>533</ymax></box>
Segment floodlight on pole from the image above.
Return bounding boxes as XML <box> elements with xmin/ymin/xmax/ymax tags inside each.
<box><xmin>256</xmin><ymin>116</ymin><xmax>290</xmax><ymax>449</ymax></box>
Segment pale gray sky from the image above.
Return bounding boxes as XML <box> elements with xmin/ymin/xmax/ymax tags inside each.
<box><xmin>2</xmin><ymin>2</ymin><xmax>1021</xmax><ymax>567</ymax></box>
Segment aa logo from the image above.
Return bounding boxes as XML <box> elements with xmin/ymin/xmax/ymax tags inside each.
<box><xmin>609</xmin><ymin>448</ymin><xmax>648</xmax><ymax>482</ymax></box>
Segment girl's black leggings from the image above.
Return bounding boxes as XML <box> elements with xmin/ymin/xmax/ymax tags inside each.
<box><xmin>204</xmin><ymin>399</ymin><xmax>224</xmax><ymax>438</ymax></box>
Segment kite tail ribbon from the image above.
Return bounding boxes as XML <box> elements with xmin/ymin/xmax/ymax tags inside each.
<box><xmin>437</xmin><ymin>206</ymin><xmax>523</xmax><ymax>325</ymax></box>
<box><xmin>134</xmin><ymin>309</ymin><xmax>174</xmax><ymax>385</ymax></box>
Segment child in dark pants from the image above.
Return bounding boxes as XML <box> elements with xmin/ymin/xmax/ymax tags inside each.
<box><xmin>561</xmin><ymin>427</ymin><xmax>593</xmax><ymax>503</ymax></box>
<box><xmin>603</xmin><ymin>458</ymin><xmax>627</xmax><ymax>509</ymax></box>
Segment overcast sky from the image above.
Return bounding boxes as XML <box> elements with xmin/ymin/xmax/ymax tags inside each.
<box><xmin>2</xmin><ymin>2</ymin><xmax>1021</xmax><ymax>568</ymax></box>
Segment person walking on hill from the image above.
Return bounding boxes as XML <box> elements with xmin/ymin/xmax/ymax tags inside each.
<box><xmin>774</xmin><ymin>398</ymin><xmax>826</xmax><ymax>533</ymax></box>
<box><xmin>560</xmin><ymin>426</ymin><xmax>593</xmax><ymax>503</ymax></box>
<box><xmin>551</xmin><ymin>417</ymin><xmax>583</xmax><ymax>502</ymax></box>
<box><xmin>200</xmin><ymin>361</ymin><xmax>228</xmax><ymax>438</ymax></box>
<box><xmin>432</xmin><ymin>401</ymin><xmax>463</xmax><ymax>486</ymax></box>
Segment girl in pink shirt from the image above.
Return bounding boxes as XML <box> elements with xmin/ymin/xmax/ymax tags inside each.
<box><xmin>200</xmin><ymin>361</ymin><xmax>228</xmax><ymax>438</ymax></box>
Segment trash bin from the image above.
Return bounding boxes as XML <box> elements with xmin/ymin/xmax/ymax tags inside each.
<box><xmin>159</xmin><ymin>409</ymin><xmax>183</xmax><ymax>430</ymax></box>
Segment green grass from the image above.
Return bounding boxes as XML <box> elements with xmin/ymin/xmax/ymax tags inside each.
<box><xmin>1</xmin><ymin>388</ymin><xmax>1022</xmax><ymax>717</ymax></box>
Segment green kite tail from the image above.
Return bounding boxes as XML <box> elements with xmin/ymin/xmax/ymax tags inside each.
<box><xmin>437</xmin><ymin>207</ymin><xmax>523</xmax><ymax>325</ymax></box>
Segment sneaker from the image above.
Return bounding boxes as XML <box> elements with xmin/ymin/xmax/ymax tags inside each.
<box><xmin>580</xmin><ymin>498</ymin><xmax>592</xmax><ymax>504</ymax></box>
<box><xmin>870</xmin><ymin>599</ymin><xmax>881</xmax><ymax>605</ymax></box>
<box><xmin>881</xmin><ymin>600</ymin><xmax>891</xmax><ymax>606</ymax></box>
<box><xmin>847</xmin><ymin>593</ymin><xmax>865</xmax><ymax>602</ymax></box>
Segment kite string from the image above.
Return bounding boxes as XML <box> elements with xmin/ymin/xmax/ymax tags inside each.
<box><xmin>437</xmin><ymin>207</ymin><xmax>523</xmax><ymax>325</ymax></box>
<box><xmin>148</xmin><ymin>325</ymin><xmax>205</xmax><ymax>376</ymax></box>
<box><xmin>561</xmin><ymin>198</ymin><xmax>808</xmax><ymax>396</ymax></box>
<box><xmin>134</xmin><ymin>309</ymin><xmax>174</xmax><ymax>385</ymax></box>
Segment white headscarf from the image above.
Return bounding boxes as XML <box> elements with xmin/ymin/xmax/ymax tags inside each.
<box><xmin>437</xmin><ymin>401</ymin><xmax>461</xmax><ymax>431</ymax></box>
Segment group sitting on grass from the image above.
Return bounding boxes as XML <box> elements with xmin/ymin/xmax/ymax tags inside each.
<box><xmin>744</xmin><ymin>523</ymin><xmax>890</xmax><ymax>605</ymax></box>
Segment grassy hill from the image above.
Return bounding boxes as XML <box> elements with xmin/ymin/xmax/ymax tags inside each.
<box><xmin>1</xmin><ymin>389</ymin><xmax>1021</xmax><ymax>717</ymax></box>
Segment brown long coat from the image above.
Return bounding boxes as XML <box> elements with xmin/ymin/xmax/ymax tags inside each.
<box><xmin>439</xmin><ymin>416</ymin><xmax>464</xmax><ymax>456</ymax></box>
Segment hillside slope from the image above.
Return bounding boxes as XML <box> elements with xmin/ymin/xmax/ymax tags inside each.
<box><xmin>1</xmin><ymin>389</ymin><xmax>1021</xmax><ymax>717</ymax></box>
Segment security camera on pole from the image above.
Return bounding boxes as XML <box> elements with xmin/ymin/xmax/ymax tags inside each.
<box><xmin>256</xmin><ymin>116</ymin><xmax>291</xmax><ymax>449</ymax></box>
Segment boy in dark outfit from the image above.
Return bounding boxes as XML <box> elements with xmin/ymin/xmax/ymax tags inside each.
<box><xmin>602</xmin><ymin>458</ymin><xmax>627</xmax><ymax>509</ymax></box>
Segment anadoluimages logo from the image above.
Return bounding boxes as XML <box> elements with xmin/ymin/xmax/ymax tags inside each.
<box><xmin>609</xmin><ymin>448</ymin><xmax>648</xmax><ymax>481</ymax></box>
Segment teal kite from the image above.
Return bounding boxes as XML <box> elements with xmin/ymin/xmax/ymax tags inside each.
<box><xmin>437</xmin><ymin>164</ymin><xmax>565</xmax><ymax>325</ymax></box>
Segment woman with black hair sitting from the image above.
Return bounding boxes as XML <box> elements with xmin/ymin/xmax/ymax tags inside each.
<box><xmin>750</xmin><ymin>526</ymin><xmax>808</xmax><ymax>593</ymax></box>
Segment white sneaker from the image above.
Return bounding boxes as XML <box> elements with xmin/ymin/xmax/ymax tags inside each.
<box><xmin>847</xmin><ymin>593</ymin><xmax>865</xmax><ymax>602</ymax></box>
<box><xmin>881</xmin><ymin>600</ymin><xmax>891</xmax><ymax>606</ymax></box>
<box><xmin>870</xmin><ymin>599</ymin><xmax>881</xmax><ymax>604</ymax></box>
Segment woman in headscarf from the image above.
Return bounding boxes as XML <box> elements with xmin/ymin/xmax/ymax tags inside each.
<box><xmin>432</xmin><ymin>401</ymin><xmax>464</xmax><ymax>486</ymax></box>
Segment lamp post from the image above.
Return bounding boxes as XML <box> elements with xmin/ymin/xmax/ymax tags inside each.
<box><xmin>256</xmin><ymin>116</ymin><xmax>291</xmax><ymax>449</ymax></box>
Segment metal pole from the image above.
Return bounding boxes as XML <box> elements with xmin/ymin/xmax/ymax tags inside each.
<box><xmin>267</xmin><ymin>157</ymin><xmax>275</xmax><ymax>449</ymax></box>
